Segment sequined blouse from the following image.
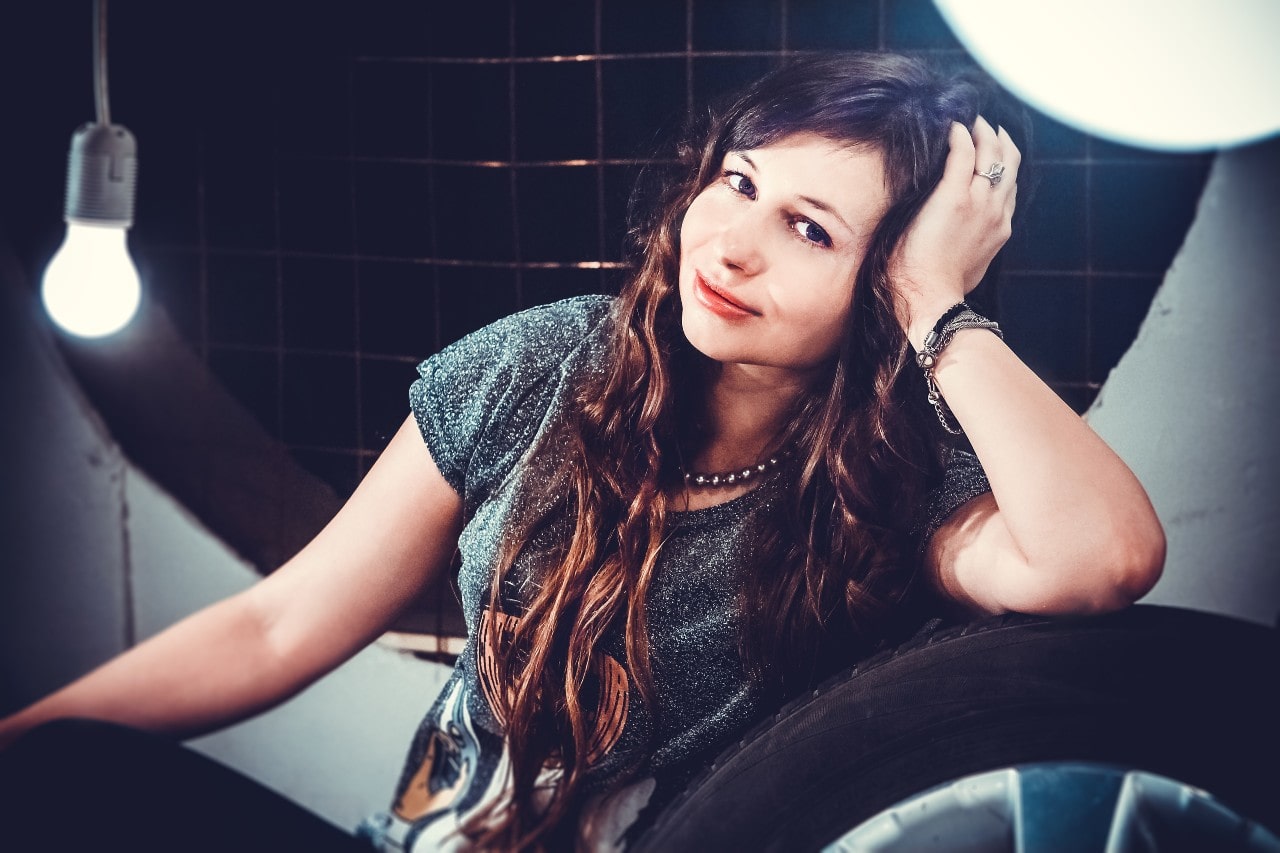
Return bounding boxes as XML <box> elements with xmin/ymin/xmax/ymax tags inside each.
<box><xmin>358</xmin><ymin>296</ymin><xmax>991</xmax><ymax>852</ymax></box>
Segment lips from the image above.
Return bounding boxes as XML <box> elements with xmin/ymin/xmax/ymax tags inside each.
<box><xmin>693</xmin><ymin>272</ymin><xmax>759</xmax><ymax>319</ymax></box>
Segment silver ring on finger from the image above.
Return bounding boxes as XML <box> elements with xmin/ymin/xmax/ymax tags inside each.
<box><xmin>975</xmin><ymin>162</ymin><xmax>1005</xmax><ymax>188</ymax></box>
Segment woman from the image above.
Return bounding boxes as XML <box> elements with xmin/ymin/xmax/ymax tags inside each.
<box><xmin>0</xmin><ymin>54</ymin><xmax>1164</xmax><ymax>851</ymax></box>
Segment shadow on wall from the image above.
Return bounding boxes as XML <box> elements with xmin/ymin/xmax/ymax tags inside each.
<box><xmin>55</xmin><ymin>294</ymin><xmax>342</xmax><ymax>573</ymax></box>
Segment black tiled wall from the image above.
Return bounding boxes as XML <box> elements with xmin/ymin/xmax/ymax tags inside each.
<box><xmin>2</xmin><ymin>0</ymin><xmax>1210</xmax><ymax>501</ymax></box>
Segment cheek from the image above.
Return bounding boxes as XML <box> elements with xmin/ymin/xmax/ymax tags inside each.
<box><xmin>781</xmin><ymin>269</ymin><xmax>857</xmax><ymax>360</ymax></box>
<box><xmin>683</xmin><ymin>184</ymin><xmax>741</xmax><ymax>249</ymax></box>
<box><xmin>806</xmin><ymin>308</ymin><xmax>850</xmax><ymax>362</ymax></box>
<box><xmin>679</xmin><ymin>192</ymin><xmax>713</xmax><ymax>250</ymax></box>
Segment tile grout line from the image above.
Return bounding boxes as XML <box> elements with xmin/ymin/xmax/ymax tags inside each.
<box><xmin>194</xmin><ymin>117</ymin><xmax>214</xmax><ymax>535</ymax></box>
<box><xmin>426</xmin><ymin>26</ymin><xmax>444</xmax><ymax>356</ymax></box>
<box><xmin>780</xmin><ymin>0</ymin><xmax>789</xmax><ymax>54</ymax></box>
<box><xmin>270</xmin><ymin>46</ymin><xmax>289</xmax><ymax>539</ymax></box>
<box><xmin>685</xmin><ymin>0</ymin><xmax>694</xmax><ymax>113</ymax></box>
<box><xmin>507</xmin><ymin>0</ymin><xmax>524</xmax><ymax>308</ymax></box>
<box><xmin>262</xmin><ymin>153</ymin><xmax>1185</xmax><ymax>168</ymax></box>
<box><xmin>1084</xmin><ymin>134</ymin><xmax>1095</xmax><ymax>386</ymax></box>
<box><xmin>351</xmin><ymin>47</ymin><xmax>969</xmax><ymax>65</ymax></box>
<box><xmin>594</xmin><ymin>0</ymin><xmax>607</xmax><ymax>272</ymax></box>
<box><xmin>347</xmin><ymin>50</ymin><xmax>367</xmax><ymax>480</ymax></box>
<box><xmin>119</xmin><ymin>461</ymin><xmax>136</xmax><ymax>649</ymax></box>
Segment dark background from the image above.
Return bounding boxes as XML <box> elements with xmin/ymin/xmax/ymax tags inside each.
<box><xmin>0</xmin><ymin>0</ymin><xmax>1209</xmax><ymax>516</ymax></box>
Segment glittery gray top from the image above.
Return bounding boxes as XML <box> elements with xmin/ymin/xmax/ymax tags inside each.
<box><xmin>360</xmin><ymin>296</ymin><xmax>991</xmax><ymax>852</ymax></box>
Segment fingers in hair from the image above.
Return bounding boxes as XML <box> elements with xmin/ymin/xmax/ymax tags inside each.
<box><xmin>944</xmin><ymin>121</ymin><xmax>977</xmax><ymax>190</ymax></box>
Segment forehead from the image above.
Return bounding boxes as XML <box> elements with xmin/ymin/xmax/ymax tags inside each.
<box><xmin>729</xmin><ymin>131</ymin><xmax>890</xmax><ymax>222</ymax></box>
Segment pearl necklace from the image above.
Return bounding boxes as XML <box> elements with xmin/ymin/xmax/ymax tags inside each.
<box><xmin>682</xmin><ymin>448</ymin><xmax>791</xmax><ymax>488</ymax></box>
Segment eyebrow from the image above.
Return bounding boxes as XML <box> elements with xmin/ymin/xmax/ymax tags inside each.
<box><xmin>736</xmin><ymin>152</ymin><xmax>856</xmax><ymax>237</ymax></box>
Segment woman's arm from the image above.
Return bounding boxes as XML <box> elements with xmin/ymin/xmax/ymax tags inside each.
<box><xmin>0</xmin><ymin>415</ymin><xmax>462</xmax><ymax>749</ymax></box>
<box><xmin>924</xmin><ymin>332</ymin><xmax>1165</xmax><ymax>615</ymax></box>
<box><xmin>894</xmin><ymin>119</ymin><xmax>1165</xmax><ymax>616</ymax></box>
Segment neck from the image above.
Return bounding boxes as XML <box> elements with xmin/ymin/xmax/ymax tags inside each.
<box><xmin>692</xmin><ymin>361</ymin><xmax>815</xmax><ymax>471</ymax></box>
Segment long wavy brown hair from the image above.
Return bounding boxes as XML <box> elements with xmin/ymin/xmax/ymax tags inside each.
<box><xmin>470</xmin><ymin>53</ymin><xmax>1015</xmax><ymax>850</ymax></box>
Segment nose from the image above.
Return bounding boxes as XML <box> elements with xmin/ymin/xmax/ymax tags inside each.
<box><xmin>714</xmin><ymin>208</ymin><xmax>766</xmax><ymax>276</ymax></box>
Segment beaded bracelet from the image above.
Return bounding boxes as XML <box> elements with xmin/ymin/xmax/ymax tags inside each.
<box><xmin>915</xmin><ymin>301</ymin><xmax>1003</xmax><ymax>434</ymax></box>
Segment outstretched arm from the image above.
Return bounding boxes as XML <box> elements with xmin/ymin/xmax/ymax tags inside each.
<box><xmin>894</xmin><ymin>118</ymin><xmax>1165</xmax><ymax>616</ymax></box>
<box><xmin>0</xmin><ymin>415</ymin><xmax>462</xmax><ymax>750</ymax></box>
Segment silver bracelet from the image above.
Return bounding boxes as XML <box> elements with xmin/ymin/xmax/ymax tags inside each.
<box><xmin>915</xmin><ymin>303</ymin><xmax>1003</xmax><ymax>435</ymax></box>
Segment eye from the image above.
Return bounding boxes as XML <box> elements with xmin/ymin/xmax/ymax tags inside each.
<box><xmin>725</xmin><ymin>171</ymin><xmax>757</xmax><ymax>199</ymax></box>
<box><xmin>792</xmin><ymin>218</ymin><xmax>832</xmax><ymax>248</ymax></box>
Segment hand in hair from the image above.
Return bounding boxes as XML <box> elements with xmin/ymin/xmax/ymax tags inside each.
<box><xmin>890</xmin><ymin>116</ymin><xmax>1021</xmax><ymax>350</ymax></box>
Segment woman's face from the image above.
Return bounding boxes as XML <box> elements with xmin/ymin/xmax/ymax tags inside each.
<box><xmin>678</xmin><ymin>132</ymin><xmax>890</xmax><ymax>376</ymax></box>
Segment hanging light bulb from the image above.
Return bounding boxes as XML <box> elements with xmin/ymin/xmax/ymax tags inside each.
<box><xmin>933</xmin><ymin>0</ymin><xmax>1280</xmax><ymax>151</ymax></box>
<box><xmin>42</xmin><ymin>123</ymin><xmax>141</xmax><ymax>338</ymax></box>
<box><xmin>41</xmin><ymin>0</ymin><xmax>142</xmax><ymax>339</ymax></box>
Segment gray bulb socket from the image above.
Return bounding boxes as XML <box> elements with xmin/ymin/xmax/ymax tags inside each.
<box><xmin>63</xmin><ymin>122</ymin><xmax>138</xmax><ymax>226</ymax></box>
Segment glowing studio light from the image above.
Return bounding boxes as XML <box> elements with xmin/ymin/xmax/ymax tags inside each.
<box><xmin>40</xmin><ymin>122</ymin><xmax>142</xmax><ymax>338</ymax></box>
<box><xmin>933</xmin><ymin>0</ymin><xmax>1280</xmax><ymax>151</ymax></box>
<box><xmin>42</xmin><ymin>220</ymin><xmax>142</xmax><ymax>338</ymax></box>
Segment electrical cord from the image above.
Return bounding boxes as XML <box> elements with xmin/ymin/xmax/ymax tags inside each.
<box><xmin>94</xmin><ymin>0</ymin><xmax>110</xmax><ymax>125</ymax></box>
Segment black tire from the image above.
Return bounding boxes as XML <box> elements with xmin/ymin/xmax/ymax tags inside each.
<box><xmin>634</xmin><ymin>605</ymin><xmax>1280</xmax><ymax>852</ymax></box>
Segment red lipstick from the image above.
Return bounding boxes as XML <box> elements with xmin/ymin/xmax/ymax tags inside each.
<box><xmin>693</xmin><ymin>273</ymin><xmax>758</xmax><ymax>319</ymax></box>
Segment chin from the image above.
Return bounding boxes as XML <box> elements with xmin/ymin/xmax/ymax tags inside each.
<box><xmin>680</xmin><ymin>306</ymin><xmax>720</xmax><ymax>360</ymax></box>
<box><xmin>680</xmin><ymin>322</ymin><xmax>773</xmax><ymax>369</ymax></box>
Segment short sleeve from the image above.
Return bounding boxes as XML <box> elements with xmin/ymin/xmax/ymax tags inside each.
<box><xmin>913</xmin><ymin>448</ymin><xmax>992</xmax><ymax>554</ymax></box>
<box><xmin>408</xmin><ymin>295</ymin><xmax>614</xmax><ymax>509</ymax></box>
